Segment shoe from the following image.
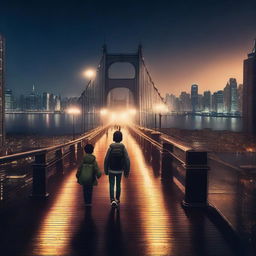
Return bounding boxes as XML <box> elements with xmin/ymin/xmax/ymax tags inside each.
<box><xmin>111</xmin><ymin>200</ymin><xmax>118</xmax><ymax>208</ymax></box>
<box><xmin>115</xmin><ymin>199</ymin><xmax>120</xmax><ymax>205</ymax></box>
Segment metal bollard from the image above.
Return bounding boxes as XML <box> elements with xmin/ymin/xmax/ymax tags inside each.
<box><xmin>182</xmin><ymin>151</ymin><xmax>208</xmax><ymax>208</ymax></box>
<box><xmin>151</xmin><ymin>131</ymin><xmax>161</xmax><ymax>142</ymax></box>
<box><xmin>77</xmin><ymin>142</ymin><xmax>83</xmax><ymax>162</ymax></box>
<box><xmin>31</xmin><ymin>153</ymin><xmax>49</xmax><ymax>198</ymax></box>
<box><xmin>55</xmin><ymin>149</ymin><xmax>63</xmax><ymax>175</ymax></box>
<box><xmin>161</xmin><ymin>142</ymin><xmax>174</xmax><ymax>182</ymax></box>
<box><xmin>69</xmin><ymin>144</ymin><xmax>76</xmax><ymax>166</ymax></box>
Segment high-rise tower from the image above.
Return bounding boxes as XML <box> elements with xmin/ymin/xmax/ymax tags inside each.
<box><xmin>191</xmin><ymin>84</ymin><xmax>198</xmax><ymax>113</ymax></box>
<box><xmin>0</xmin><ymin>35</ymin><xmax>5</xmax><ymax>151</ymax></box>
<box><xmin>243</xmin><ymin>40</ymin><xmax>256</xmax><ymax>133</ymax></box>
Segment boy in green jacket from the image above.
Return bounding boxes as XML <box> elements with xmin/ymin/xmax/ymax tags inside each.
<box><xmin>76</xmin><ymin>144</ymin><xmax>102</xmax><ymax>206</ymax></box>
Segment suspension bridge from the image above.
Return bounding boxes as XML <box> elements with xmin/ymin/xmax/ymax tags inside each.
<box><xmin>0</xmin><ymin>46</ymin><xmax>253</xmax><ymax>256</ymax></box>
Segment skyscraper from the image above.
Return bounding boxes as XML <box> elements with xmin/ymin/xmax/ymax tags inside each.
<box><xmin>179</xmin><ymin>92</ymin><xmax>191</xmax><ymax>112</ymax></box>
<box><xmin>202</xmin><ymin>91</ymin><xmax>211</xmax><ymax>112</ymax></box>
<box><xmin>0</xmin><ymin>35</ymin><xmax>5</xmax><ymax>150</ymax></box>
<box><xmin>237</xmin><ymin>84</ymin><xmax>243</xmax><ymax>114</ymax></box>
<box><xmin>243</xmin><ymin>40</ymin><xmax>256</xmax><ymax>133</ymax></box>
<box><xmin>224</xmin><ymin>78</ymin><xmax>238</xmax><ymax>113</ymax></box>
<box><xmin>5</xmin><ymin>89</ymin><xmax>13</xmax><ymax>110</ymax></box>
<box><xmin>42</xmin><ymin>92</ymin><xmax>50</xmax><ymax>111</ymax></box>
<box><xmin>230</xmin><ymin>78</ymin><xmax>238</xmax><ymax>113</ymax></box>
<box><xmin>212</xmin><ymin>90</ymin><xmax>224</xmax><ymax>113</ymax></box>
<box><xmin>191</xmin><ymin>84</ymin><xmax>198</xmax><ymax>113</ymax></box>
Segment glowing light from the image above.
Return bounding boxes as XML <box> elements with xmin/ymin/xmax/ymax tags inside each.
<box><xmin>122</xmin><ymin>128</ymin><xmax>172</xmax><ymax>255</ymax></box>
<box><xmin>128</xmin><ymin>108</ymin><xmax>137</xmax><ymax>115</ymax></box>
<box><xmin>66</xmin><ymin>107</ymin><xmax>81</xmax><ymax>115</ymax></box>
<box><xmin>110</xmin><ymin>112</ymin><xmax>117</xmax><ymax>122</ymax></box>
<box><xmin>153</xmin><ymin>104</ymin><xmax>168</xmax><ymax>114</ymax></box>
<box><xmin>83</xmin><ymin>69</ymin><xmax>96</xmax><ymax>79</ymax></box>
<box><xmin>100</xmin><ymin>108</ymin><xmax>108</xmax><ymax>116</ymax></box>
<box><xmin>120</xmin><ymin>112</ymin><xmax>128</xmax><ymax>120</ymax></box>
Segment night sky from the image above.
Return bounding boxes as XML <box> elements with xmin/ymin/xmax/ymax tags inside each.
<box><xmin>1</xmin><ymin>0</ymin><xmax>256</xmax><ymax>97</ymax></box>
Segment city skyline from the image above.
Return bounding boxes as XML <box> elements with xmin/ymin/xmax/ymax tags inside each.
<box><xmin>0</xmin><ymin>1</ymin><xmax>255</xmax><ymax>97</ymax></box>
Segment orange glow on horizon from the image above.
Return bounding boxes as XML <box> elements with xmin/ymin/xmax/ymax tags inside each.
<box><xmin>153</xmin><ymin>50</ymin><xmax>245</xmax><ymax>96</ymax></box>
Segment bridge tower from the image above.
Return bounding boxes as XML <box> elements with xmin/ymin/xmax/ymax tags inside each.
<box><xmin>80</xmin><ymin>45</ymin><xmax>166</xmax><ymax>131</ymax></box>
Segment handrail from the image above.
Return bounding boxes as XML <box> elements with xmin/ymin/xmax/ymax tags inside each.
<box><xmin>161</xmin><ymin>135</ymin><xmax>193</xmax><ymax>152</ymax></box>
<box><xmin>129</xmin><ymin>126</ymin><xmax>162</xmax><ymax>150</ymax></box>
<box><xmin>0</xmin><ymin>126</ymin><xmax>105</xmax><ymax>164</ymax></box>
<box><xmin>130</xmin><ymin>125</ymin><xmax>208</xmax><ymax>208</ymax></box>
<box><xmin>135</xmin><ymin>125</ymin><xmax>192</xmax><ymax>152</ymax></box>
<box><xmin>130</xmin><ymin>126</ymin><xmax>186</xmax><ymax>165</ymax></box>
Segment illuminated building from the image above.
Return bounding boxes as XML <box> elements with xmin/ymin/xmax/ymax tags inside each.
<box><xmin>165</xmin><ymin>93</ymin><xmax>177</xmax><ymax>111</ymax></box>
<box><xmin>237</xmin><ymin>84</ymin><xmax>243</xmax><ymax>114</ymax></box>
<box><xmin>191</xmin><ymin>84</ymin><xmax>198</xmax><ymax>113</ymax></box>
<box><xmin>243</xmin><ymin>40</ymin><xmax>256</xmax><ymax>133</ymax></box>
<box><xmin>0</xmin><ymin>35</ymin><xmax>5</xmax><ymax>149</ymax></box>
<box><xmin>5</xmin><ymin>89</ymin><xmax>13</xmax><ymax>110</ymax></box>
<box><xmin>43</xmin><ymin>92</ymin><xmax>50</xmax><ymax>111</ymax></box>
<box><xmin>224</xmin><ymin>78</ymin><xmax>238</xmax><ymax>113</ymax></box>
<box><xmin>179</xmin><ymin>92</ymin><xmax>191</xmax><ymax>111</ymax></box>
<box><xmin>212</xmin><ymin>90</ymin><xmax>224</xmax><ymax>113</ymax></box>
<box><xmin>202</xmin><ymin>91</ymin><xmax>211</xmax><ymax>112</ymax></box>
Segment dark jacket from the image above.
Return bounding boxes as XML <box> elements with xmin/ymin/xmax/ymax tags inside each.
<box><xmin>76</xmin><ymin>154</ymin><xmax>101</xmax><ymax>186</ymax></box>
<box><xmin>104</xmin><ymin>142</ymin><xmax>130</xmax><ymax>175</ymax></box>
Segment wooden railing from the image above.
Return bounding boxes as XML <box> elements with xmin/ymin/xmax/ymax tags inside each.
<box><xmin>0</xmin><ymin>126</ymin><xmax>107</xmax><ymax>198</ymax></box>
<box><xmin>129</xmin><ymin>125</ymin><xmax>208</xmax><ymax>208</ymax></box>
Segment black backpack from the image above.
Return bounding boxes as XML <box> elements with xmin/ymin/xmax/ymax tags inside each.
<box><xmin>109</xmin><ymin>145</ymin><xmax>124</xmax><ymax>170</ymax></box>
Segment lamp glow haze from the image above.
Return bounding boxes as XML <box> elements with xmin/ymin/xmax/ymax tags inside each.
<box><xmin>153</xmin><ymin>104</ymin><xmax>169</xmax><ymax>114</ymax></box>
<box><xmin>83</xmin><ymin>69</ymin><xmax>96</xmax><ymax>79</ymax></box>
<box><xmin>100</xmin><ymin>108</ymin><xmax>108</xmax><ymax>116</ymax></box>
<box><xmin>66</xmin><ymin>107</ymin><xmax>81</xmax><ymax>115</ymax></box>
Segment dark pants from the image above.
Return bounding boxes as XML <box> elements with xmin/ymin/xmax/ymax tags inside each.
<box><xmin>109</xmin><ymin>173</ymin><xmax>122</xmax><ymax>201</ymax></box>
<box><xmin>83</xmin><ymin>185</ymin><xmax>93</xmax><ymax>204</ymax></box>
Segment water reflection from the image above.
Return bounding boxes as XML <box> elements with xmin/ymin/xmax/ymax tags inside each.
<box><xmin>27</xmin><ymin>114</ymin><xmax>36</xmax><ymax>127</ymax></box>
<box><xmin>163</xmin><ymin>115</ymin><xmax>242</xmax><ymax>132</ymax></box>
<box><xmin>6</xmin><ymin>113</ymin><xmax>83</xmax><ymax>135</ymax></box>
<box><xmin>53</xmin><ymin>113</ymin><xmax>60</xmax><ymax>128</ymax></box>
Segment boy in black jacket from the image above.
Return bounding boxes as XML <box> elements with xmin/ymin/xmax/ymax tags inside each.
<box><xmin>104</xmin><ymin>131</ymin><xmax>130</xmax><ymax>207</ymax></box>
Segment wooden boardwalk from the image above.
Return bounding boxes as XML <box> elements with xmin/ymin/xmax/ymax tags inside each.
<box><xmin>0</xmin><ymin>128</ymin><xmax>243</xmax><ymax>256</ymax></box>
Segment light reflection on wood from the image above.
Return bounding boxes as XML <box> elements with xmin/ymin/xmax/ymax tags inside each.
<box><xmin>123</xmin><ymin>129</ymin><xmax>173</xmax><ymax>255</ymax></box>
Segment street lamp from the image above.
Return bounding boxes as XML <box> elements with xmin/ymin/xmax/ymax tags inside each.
<box><xmin>83</xmin><ymin>69</ymin><xmax>96</xmax><ymax>80</ymax></box>
<box><xmin>153</xmin><ymin>103</ymin><xmax>168</xmax><ymax>130</ymax></box>
<box><xmin>66</xmin><ymin>107</ymin><xmax>81</xmax><ymax>140</ymax></box>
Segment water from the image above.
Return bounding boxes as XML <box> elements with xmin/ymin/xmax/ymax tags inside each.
<box><xmin>5</xmin><ymin>113</ymin><xmax>243</xmax><ymax>135</ymax></box>
<box><xmin>6</xmin><ymin>113</ymin><xmax>83</xmax><ymax>135</ymax></box>
<box><xmin>161</xmin><ymin>115</ymin><xmax>242</xmax><ymax>132</ymax></box>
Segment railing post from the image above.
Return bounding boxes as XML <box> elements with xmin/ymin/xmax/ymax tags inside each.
<box><xmin>69</xmin><ymin>144</ymin><xmax>76</xmax><ymax>166</ymax></box>
<box><xmin>55</xmin><ymin>148</ymin><xmax>63</xmax><ymax>175</ymax></box>
<box><xmin>151</xmin><ymin>131</ymin><xmax>161</xmax><ymax>142</ymax></box>
<box><xmin>161</xmin><ymin>142</ymin><xmax>174</xmax><ymax>182</ymax></box>
<box><xmin>77</xmin><ymin>142</ymin><xmax>83</xmax><ymax>162</ymax></box>
<box><xmin>182</xmin><ymin>151</ymin><xmax>208</xmax><ymax>208</ymax></box>
<box><xmin>31</xmin><ymin>153</ymin><xmax>49</xmax><ymax>198</ymax></box>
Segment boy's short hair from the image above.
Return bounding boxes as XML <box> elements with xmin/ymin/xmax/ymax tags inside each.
<box><xmin>113</xmin><ymin>131</ymin><xmax>122</xmax><ymax>142</ymax></box>
<box><xmin>84</xmin><ymin>144</ymin><xmax>94</xmax><ymax>154</ymax></box>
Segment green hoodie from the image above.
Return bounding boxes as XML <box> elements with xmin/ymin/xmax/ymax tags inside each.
<box><xmin>76</xmin><ymin>154</ymin><xmax>102</xmax><ymax>186</ymax></box>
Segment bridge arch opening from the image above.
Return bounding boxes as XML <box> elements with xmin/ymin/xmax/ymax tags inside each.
<box><xmin>108</xmin><ymin>62</ymin><xmax>136</xmax><ymax>79</ymax></box>
<box><xmin>107</xmin><ymin>87</ymin><xmax>135</xmax><ymax>110</ymax></box>
<box><xmin>101</xmin><ymin>88</ymin><xmax>136</xmax><ymax>125</ymax></box>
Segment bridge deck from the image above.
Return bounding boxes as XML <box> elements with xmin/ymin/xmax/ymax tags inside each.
<box><xmin>0</xmin><ymin>128</ymin><xmax>242</xmax><ymax>256</ymax></box>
